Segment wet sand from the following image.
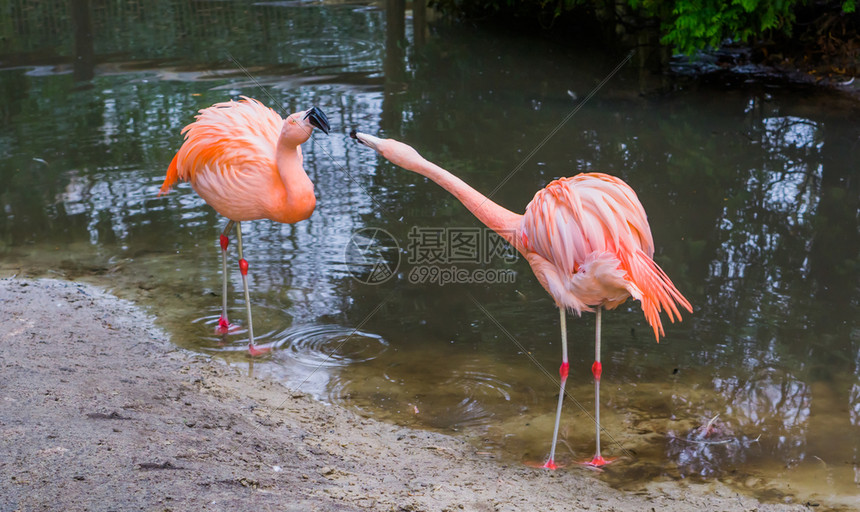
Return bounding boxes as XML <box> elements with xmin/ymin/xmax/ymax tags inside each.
<box><xmin>0</xmin><ymin>277</ymin><xmax>807</xmax><ymax>511</ymax></box>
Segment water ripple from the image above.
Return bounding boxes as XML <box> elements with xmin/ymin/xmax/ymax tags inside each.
<box><xmin>278</xmin><ymin>324</ymin><xmax>388</xmax><ymax>368</ymax></box>
<box><xmin>279</xmin><ymin>37</ymin><xmax>378</xmax><ymax>63</ymax></box>
<box><xmin>192</xmin><ymin>308</ymin><xmax>281</xmax><ymax>353</ymax></box>
<box><xmin>433</xmin><ymin>368</ymin><xmax>514</xmax><ymax>428</ymax></box>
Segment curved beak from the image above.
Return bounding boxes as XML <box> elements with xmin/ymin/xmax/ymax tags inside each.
<box><xmin>303</xmin><ymin>106</ymin><xmax>330</xmax><ymax>135</ymax></box>
<box><xmin>349</xmin><ymin>130</ymin><xmax>381</xmax><ymax>152</ymax></box>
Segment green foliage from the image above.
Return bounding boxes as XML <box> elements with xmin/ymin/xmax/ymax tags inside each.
<box><xmin>643</xmin><ymin>0</ymin><xmax>801</xmax><ymax>55</ymax></box>
<box><xmin>656</xmin><ymin>0</ymin><xmax>857</xmax><ymax>54</ymax></box>
<box><xmin>431</xmin><ymin>0</ymin><xmax>858</xmax><ymax>55</ymax></box>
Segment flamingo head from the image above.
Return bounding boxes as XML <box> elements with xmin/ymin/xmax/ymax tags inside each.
<box><xmin>282</xmin><ymin>106</ymin><xmax>330</xmax><ymax>144</ymax></box>
<box><xmin>350</xmin><ymin>131</ymin><xmax>424</xmax><ymax>169</ymax></box>
<box><xmin>349</xmin><ymin>130</ymin><xmax>379</xmax><ymax>150</ymax></box>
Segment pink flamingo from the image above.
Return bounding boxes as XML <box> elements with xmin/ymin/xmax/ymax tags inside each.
<box><xmin>351</xmin><ymin>131</ymin><xmax>692</xmax><ymax>468</ymax></box>
<box><xmin>160</xmin><ymin>97</ymin><xmax>330</xmax><ymax>356</ymax></box>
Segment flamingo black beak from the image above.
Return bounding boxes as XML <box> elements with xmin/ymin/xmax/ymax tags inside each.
<box><xmin>349</xmin><ymin>130</ymin><xmax>381</xmax><ymax>152</ymax></box>
<box><xmin>304</xmin><ymin>106</ymin><xmax>330</xmax><ymax>135</ymax></box>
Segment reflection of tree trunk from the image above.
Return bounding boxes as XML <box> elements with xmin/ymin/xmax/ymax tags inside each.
<box><xmin>636</xmin><ymin>26</ymin><xmax>669</xmax><ymax>95</ymax></box>
<box><xmin>71</xmin><ymin>0</ymin><xmax>95</xmax><ymax>82</ymax></box>
<box><xmin>810</xmin><ymin>118</ymin><xmax>859</xmax><ymax>319</ymax></box>
<box><xmin>596</xmin><ymin>1</ymin><xmax>670</xmax><ymax>84</ymax></box>
<box><xmin>385</xmin><ymin>0</ymin><xmax>406</xmax><ymax>83</ymax></box>
<box><xmin>383</xmin><ymin>0</ymin><xmax>406</xmax><ymax>133</ymax></box>
<box><xmin>413</xmin><ymin>0</ymin><xmax>426</xmax><ymax>49</ymax></box>
<box><xmin>805</xmin><ymin>128</ymin><xmax>859</xmax><ymax>476</ymax></box>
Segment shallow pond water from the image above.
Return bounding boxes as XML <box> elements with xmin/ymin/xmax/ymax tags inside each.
<box><xmin>1</xmin><ymin>1</ymin><xmax>858</xmax><ymax>508</ymax></box>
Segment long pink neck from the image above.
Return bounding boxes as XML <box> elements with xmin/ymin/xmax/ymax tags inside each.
<box><xmin>274</xmin><ymin>139</ymin><xmax>315</xmax><ymax>223</ymax></box>
<box><xmin>410</xmin><ymin>157</ymin><xmax>524</xmax><ymax>250</ymax></box>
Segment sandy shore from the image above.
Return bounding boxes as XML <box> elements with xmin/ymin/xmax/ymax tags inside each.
<box><xmin>0</xmin><ymin>278</ymin><xmax>808</xmax><ymax>511</ymax></box>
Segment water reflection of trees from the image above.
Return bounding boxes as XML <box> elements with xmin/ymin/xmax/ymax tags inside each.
<box><xmin>1</xmin><ymin>0</ymin><xmax>385</xmax><ymax>69</ymax></box>
<box><xmin>668</xmin><ymin>365</ymin><xmax>811</xmax><ymax>477</ymax></box>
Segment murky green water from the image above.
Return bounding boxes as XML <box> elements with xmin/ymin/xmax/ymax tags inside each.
<box><xmin>2</xmin><ymin>1</ymin><xmax>859</xmax><ymax>508</ymax></box>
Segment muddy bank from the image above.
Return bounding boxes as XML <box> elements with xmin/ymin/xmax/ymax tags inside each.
<box><xmin>0</xmin><ymin>278</ymin><xmax>807</xmax><ymax>511</ymax></box>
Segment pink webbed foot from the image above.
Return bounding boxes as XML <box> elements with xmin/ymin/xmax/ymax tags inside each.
<box><xmin>579</xmin><ymin>455</ymin><xmax>617</xmax><ymax>468</ymax></box>
<box><xmin>216</xmin><ymin>316</ymin><xmax>241</xmax><ymax>334</ymax></box>
<box><xmin>541</xmin><ymin>459</ymin><xmax>560</xmax><ymax>470</ymax></box>
<box><xmin>248</xmin><ymin>344</ymin><xmax>272</xmax><ymax>357</ymax></box>
<box><xmin>525</xmin><ymin>459</ymin><xmax>564</xmax><ymax>470</ymax></box>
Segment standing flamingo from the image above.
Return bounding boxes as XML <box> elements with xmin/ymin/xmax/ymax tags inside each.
<box><xmin>160</xmin><ymin>97</ymin><xmax>330</xmax><ymax>356</ymax></box>
<box><xmin>351</xmin><ymin>131</ymin><xmax>692</xmax><ymax>468</ymax></box>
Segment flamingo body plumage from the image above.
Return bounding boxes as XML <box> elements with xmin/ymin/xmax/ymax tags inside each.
<box><xmin>161</xmin><ymin>97</ymin><xmax>329</xmax><ymax>354</ymax></box>
<box><xmin>162</xmin><ymin>97</ymin><xmax>318</xmax><ymax>223</ymax></box>
<box><xmin>521</xmin><ymin>174</ymin><xmax>690</xmax><ymax>340</ymax></box>
<box><xmin>351</xmin><ymin>131</ymin><xmax>692</xmax><ymax>468</ymax></box>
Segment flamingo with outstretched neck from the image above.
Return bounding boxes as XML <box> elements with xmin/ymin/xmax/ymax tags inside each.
<box><xmin>160</xmin><ymin>97</ymin><xmax>330</xmax><ymax>356</ymax></box>
<box><xmin>351</xmin><ymin>130</ymin><xmax>692</xmax><ymax>468</ymax></box>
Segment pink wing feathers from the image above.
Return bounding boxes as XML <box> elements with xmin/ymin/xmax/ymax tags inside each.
<box><xmin>520</xmin><ymin>173</ymin><xmax>692</xmax><ymax>340</ymax></box>
<box><xmin>159</xmin><ymin>96</ymin><xmax>283</xmax><ymax>196</ymax></box>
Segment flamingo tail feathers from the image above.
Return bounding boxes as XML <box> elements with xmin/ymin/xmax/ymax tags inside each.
<box><xmin>621</xmin><ymin>250</ymin><xmax>693</xmax><ymax>341</ymax></box>
<box><xmin>159</xmin><ymin>152</ymin><xmax>180</xmax><ymax>196</ymax></box>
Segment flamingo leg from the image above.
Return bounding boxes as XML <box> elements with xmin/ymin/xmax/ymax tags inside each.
<box><xmin>586</xmin><ymin>305</ymin><xmax>612</xmax><ymax>467</ymax></box>
<box><xmin>543</xmin><ymin>308</ymin><xmax>569</xmax><ymax>469</ymax></box>
<box><xmin>217</xmin><ymin>220</ymin><xmax>236</xmax><ymax>333</ymax></box>
<box><xmin>234</xmin><ymin>223</ymin><xmax>269</xmax><ymax>356</ymax></box>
